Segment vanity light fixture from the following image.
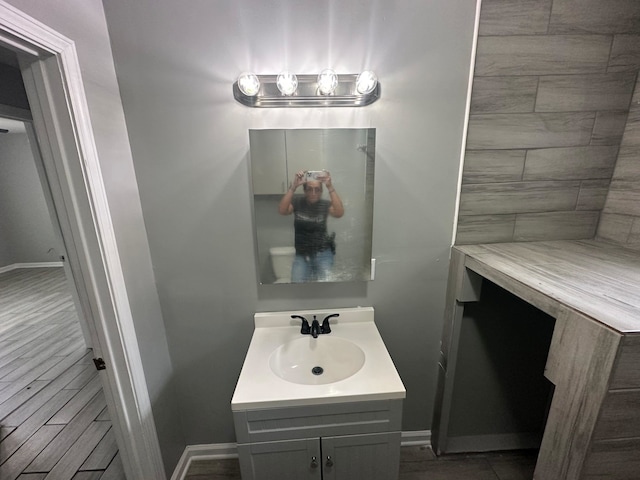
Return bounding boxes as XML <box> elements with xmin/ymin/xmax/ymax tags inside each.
<box><xmin>237</xmin><ymin>72</ymin><xmax>261</xmax><ymax>96</ymax></box>
<box><xmin>355</xmin><ymin>71</ymin><xmax>378</xmax><ymax>95</ymax></box>
<box><xmin>233</xmin><ymin>70</ymin><xmax>380</xmax><ymax>107</ymax></box>
<box><xmin>276</xmin><ymin>71</ymin><xmax>298</xmax><ymax>96</ymax></box>
<box><xmin>317</xmin><ymin>69</ymin><xmax>338</xmax><ymax>95</ymax></box>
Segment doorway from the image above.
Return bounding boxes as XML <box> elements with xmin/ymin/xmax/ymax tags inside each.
<box><xmin>0</xmin><ymin>113</ymin><xmax>124</xmax><ymax>477</ymax></box>
<box><xmin>0</xmin><ymin>3</ymin><xmax>166</xmax><ymax>479</ymax></box>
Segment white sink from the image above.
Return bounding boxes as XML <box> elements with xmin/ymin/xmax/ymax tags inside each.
<box><xmin>231</xmin><ymin>307</ymin><xmax>406</xmax><ymax>410</ymax></box>
<box><xmin>269</xmin><ymin>336</ymin><xmax>365</xmax><ymax>385</ymax></box>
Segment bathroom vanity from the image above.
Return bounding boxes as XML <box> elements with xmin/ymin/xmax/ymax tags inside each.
<box><xmin>232</xmin><ymin>307</ymin><xmax>405</xmax><ymax>480</ymax></box>
<box><xmin>433</xmin><ymin>240</ymin><xmax>640</xmax><ymax>480</ymax></box>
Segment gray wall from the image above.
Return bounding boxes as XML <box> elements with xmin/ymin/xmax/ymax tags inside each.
<box><xmin>101</xmin><ymin>0</ymin><xmax>477</xmax><ymax>445</ymax></box>
<box><xmin>456</xmin><ymin>0</ymin><xmax>640</xmax><ymax>245</ymax></box>
<box><xmin>2</xmin><ymin>0</ymin><xmax>184</xmax><ymax>472</ymax></box>
<box><xmin>597</xmin><ymin>74</ymin><xmax>640</xmax><ymax>248</ymax></box>
<box><xmin>0</xmin><ymin>132</ymin><xmax>58</xmax><ymax>267</ymax></box>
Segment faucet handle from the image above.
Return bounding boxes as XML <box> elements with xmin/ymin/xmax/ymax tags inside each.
<box><xmin>321</xmin><ymin>313</ymin><xmax>339</xmax><ymax>334</ymax></box>
<box><xmin>291</xmin><ymin>315</ymin><xmax>310</xmax><ymax>334</ymax></box>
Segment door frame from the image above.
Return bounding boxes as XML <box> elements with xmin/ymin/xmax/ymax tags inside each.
<box><xmin>0</xmin><ymin>2</ymin><xmax>166</xmax><ymax>479</ymax></box>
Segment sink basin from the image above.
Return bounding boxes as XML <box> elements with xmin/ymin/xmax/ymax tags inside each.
<box><xmin>269</xmin><ymin>336</ymin><xmax>366</xmax><ymax>385</ymax></box>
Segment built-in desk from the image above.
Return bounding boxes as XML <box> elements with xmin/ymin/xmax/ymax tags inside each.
<box><xmin>432</xmin><ymin>240</ymin><xmax>640</xmax><ymax>480</ymax></box>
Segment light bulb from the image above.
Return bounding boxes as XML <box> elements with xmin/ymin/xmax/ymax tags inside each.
<box><xmin>237</xmin><ymin>72</ymin><xmax>260</xmax><ymax>96</ymax></box>
<box><xmin>317</xmin><ymin>69</ymin><xmax>338</xmax><ymax>95</ymax></box>
<box><xmin>356</xmin><ymin>71</ymin><xmax>378</xmax><ymax>95</ymax></box>
<box><xmin>276</xmin><ymin>71</ymin><xmax>298</xmax><ymax>96</ymax></box>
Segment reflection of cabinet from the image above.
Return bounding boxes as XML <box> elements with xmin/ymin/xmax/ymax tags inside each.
<box><xmin>249</xmin><ymin>130</ymin><xmax>288</xmax><ymax>194</ymax></box>
<box><xmin>249</xmin><ymin>130</ymin><xmax>330</xmax><ymax>195</ymax></box>
<box><xmin>234</xmin><ymin>400</ymin><xmax>402</xmax><ymax>480</ymax></box>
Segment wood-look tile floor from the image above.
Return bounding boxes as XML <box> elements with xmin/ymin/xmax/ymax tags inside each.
<box><xmin>185</xmin><ymin>446</ymin><xmax>538</xmax><ymax>479</ymax></box>
<box><xmin>0</xmin><ymin>267</ymin><xmax>124</xmax><ymax>480</ymax></box>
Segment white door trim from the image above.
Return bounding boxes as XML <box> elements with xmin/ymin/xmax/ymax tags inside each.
<box><xmin>0</xmin><ymin>2</ymin><xmax>166</xmax><ymax>479</ymax></box>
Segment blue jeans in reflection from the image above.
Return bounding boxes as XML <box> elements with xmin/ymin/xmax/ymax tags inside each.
<box><xmin>291</xmin><ymin>249</ymin><xmax>334</xmax><ymax>283</ymax></box>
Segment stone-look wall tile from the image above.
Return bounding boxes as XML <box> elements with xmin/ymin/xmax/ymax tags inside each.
<box><xmin>462</xmin><ymin>150</ymin><xmax>525</xmax><ymax>184</ymax></box>
<box><xmin>576</xmin><ymin>180</ymin><xmax>611</xmax><ymax>211</ymax></box>
<box><xmin>455</xmin><ymin>215</ymin><xmax>515</xmax><ymax>245</ymax></box>
<box><xmin>523</xmin><ymin>146</ymin><xmax>619</xmax><ymax>181</ymax></box>
<box><xmin>628</xmin><ymin>219</ymin><xmax>640</xmax><ymax>249</ymax></box>
<box><xmin>611</xmin><ymin>149</ymin><xmax>640</xmax><ymax>182</ymax></box>
<box><xmin>604</xmin><ymin>182</ymin><xmax>640</xmax><ymax>216</ymax></box>
<box><xmin>475</xmin><ymin>36</ymin><xmax>611</xmax><ymax>76</ymax></box>
<box><xmin>457</xmin><ymin>0</ymin><xmax>639</xmax><ymax>246</ymax></box>
<box><xmin>608</xmin><ymin>35</ymin><xmax>640</xmax><ymax>72</ymax></box>
<box><xmin>596</xmin><ymin>213</ymin><xmax>634</xmax><ymax>243</ymax></box>
<box><xmin>459</xmin><ymin>181</ymin><xmax>580</xmax><ymax>215</ymax></box>
<box><xmin>616</xmin><ymin>82</ymin><xmax>640</xmax><ymax>146</ymax></box>
<box><xmin>535</xmin><ymin>73</ymin><xmax>636</xmax><ymax>112</ymax></box>
<box><xmin>466</xmin><ymin>113</ymin><xmax>595</xmax><ymax>150</ymax></box>
<box><xmin>478</xmin><ymin>0</ymin><xmax>551</xmax><ymax>36</ymax></box>
<box><xmin>591</xmin><ymin>111</ymin><xmax>629</xmax><ymax>145</ymax></box>
<box><xmin>514</xmin><ymin>211</ymin><xmax>600</xmax><ymax>241</ymax></box>
<box><xmin>470</xmin><ymin>77</ymin><xmax>538</xmax><ymax>114</ymax></box>
<box><xmin>549</xmin><ymin>0</ymin><xmax>640</xmax><ymax>35</ymax></box>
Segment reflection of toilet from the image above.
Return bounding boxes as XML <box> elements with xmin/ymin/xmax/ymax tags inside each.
<box><xmin>270</xmin><ymin>246</ymin><xmax>296</xmax><ymax>283</ymax></box>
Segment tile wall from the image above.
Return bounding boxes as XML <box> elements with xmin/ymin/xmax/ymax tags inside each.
<box><xmin>597</xmin><ymin>74</ymin><xmax>640</xmax><ymax>250</ymax></box>
<box><xmin>456</xmin><ymin>0</ymin><xmax>640</xmax><ymax>245</ymax></box>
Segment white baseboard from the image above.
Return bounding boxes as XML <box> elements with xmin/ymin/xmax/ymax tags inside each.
<box><xmin>170</xmin><ymin>443</ymin><xmax>238</xmax><ymax>480</ymax></box>
<box><xmin>445</xmin><ymin>433</ymin><xmax>541</xmax><ymax>453</ymax></box>
<box><xmin>401</xmin><ymin>430</ymin><xmax>431</xmax><ymax>446</ymax></box>
<box><xmin>171</xmin><ymin>431</ymin><xmax>432</xmax><ymax>480</ymax></box>
<box><xmin>0</xmin><ymin>262</ymin><xmax>64</xmax><ymax>274</ymax></box>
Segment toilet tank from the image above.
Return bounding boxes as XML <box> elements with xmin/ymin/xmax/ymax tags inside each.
<box><xmin>269</xmin><ymin>246</ymin><xmax>296</xmax><ymax>280</ymax></box>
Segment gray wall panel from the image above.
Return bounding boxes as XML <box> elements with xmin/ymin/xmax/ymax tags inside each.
<box><xmin>477</xmin><ymin>0</ymin><xmax>551</xmax><ymax>36</ymax></box>
<box><xmin>513</xmin><ymin>211</ymin><xmax>599</xmax><ymax>241</ymax></box>
<box><xmin>475</xmin><ymin>36</ymin><xmax>611</xmax><ymax>76</ymax></box>
<box><xmin>467</xmin><ymin>113</ymin><xmax>595</xmax><ymax>150</ymax></box>
<box><xmin>576</xmin><ymin>180</ymin><xmax>610</xmax><ymax>211</ymax></box>
<box><xmin>522</xmin><ymin>146</ymin><xmax>619</xmax><ymax>181</ymax></box>
<box><xmin>549</xmin><ymin>0</ymin><xmax>640</xmax><ymax>35</ymax></box>
<box><xmin>535</xmin><ymin>73</ymin><xmax>636</xmax><ymax>112</ymax></box>
<box><xmin>608</xmin><ymin>35</ymin><xmax>640</xmax><ymax>73</ymax></box>
<box><xmin>460</xmin><ymin>181</ymin><xmax>580</xmax><ymax>215</ymax></box>
<box><xmin>461</xmin><ymin>150</ymin><xmax>525</xmax><ymax>184</ymax></box>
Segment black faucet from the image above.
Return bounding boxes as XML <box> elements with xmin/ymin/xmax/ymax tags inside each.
<box><xmin>292</xmin><ymin>313</ymin><xmax>340</xmax><ymax>338</ymax></box>
<box><xmin>321</xmin><ymin>313</ymin><xmax>339</xmax><ymax>334</ymax></box>
<box><xmin>311</xmin><ymin>317</ymin><xmax>320</xmax><ymax>338</ymax></box>
<box><xmin>292</xmin><ymin>315</ymin><xmax>310</xmax><ymax>335</ymax></box>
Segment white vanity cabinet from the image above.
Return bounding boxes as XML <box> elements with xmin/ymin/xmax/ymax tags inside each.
<box><xmin>234</xmin><ymin>400</ymin><xmax>402</xmax><ymax>480</ymax></box>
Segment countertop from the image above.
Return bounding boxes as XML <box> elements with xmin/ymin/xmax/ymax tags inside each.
<box><xmin>455</xmin><ymin>240</ymin><xmax>640</xmax><ymax>333</ymax></box>
<box><xmin>231</xmin><ymin>307</ymin><xmax>406</xmax><ymax>411</ymax></box>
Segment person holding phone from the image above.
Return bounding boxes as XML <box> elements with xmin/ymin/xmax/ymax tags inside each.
<box><xmin>278</xmin><ymin>170</ymin><xmax>344</xmax><ymax>282</ymax></box>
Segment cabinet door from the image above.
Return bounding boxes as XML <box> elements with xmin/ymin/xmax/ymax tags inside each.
<box><xmin>249</xmin><ymin>130</ymin><xmax>288</xmax><ymax>195</ymax></box>
<box><xmin>238</xmin><ymin>438</ymin><xmax>322</xmax><ymax>480</ymax></box>
<box><xmin>321</xmin><ymin>432</ymin><xmax>401</xmax><ymax>480</ymax></box>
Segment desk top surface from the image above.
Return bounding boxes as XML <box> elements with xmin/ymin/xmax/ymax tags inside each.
<box><xmin>455</xmin><ymin>240</ymin><xmax>640</xmax><ymax>334</ymax></box>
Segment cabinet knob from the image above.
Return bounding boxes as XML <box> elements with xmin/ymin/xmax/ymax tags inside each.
<box><xmin>326</xmin><ymin>455</ymin><xmax>334</xmax><ymax>467</ymax></box>
<box><xmin>310</xmin><ymin>456</ymin><xmax>318</xmax><ymax>469</ymax></box>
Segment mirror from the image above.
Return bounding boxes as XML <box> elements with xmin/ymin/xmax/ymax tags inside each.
<box><xmin>250</xmin><ymin>128</ymin><xmax>375</xmax><ymax>284</ymax></box>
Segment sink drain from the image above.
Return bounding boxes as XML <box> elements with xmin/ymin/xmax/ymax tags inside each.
<box><xmin>311</xmin><ymin>366</ymin><xmax>324</xmax><ymax>375</ymax></box>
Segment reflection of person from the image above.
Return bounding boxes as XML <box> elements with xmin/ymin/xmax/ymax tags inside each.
<box><xmin>278</xmin><ymin>170</ymin><xmax>345</xmax><ymax>282</ymax></box>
